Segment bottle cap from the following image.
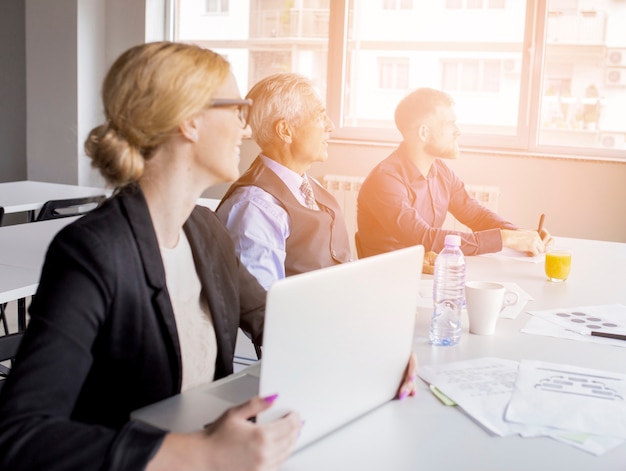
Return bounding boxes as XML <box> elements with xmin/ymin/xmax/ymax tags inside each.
<box><xmin>444</xmin><ymin>234</ymin><xmax>461</xmax><ymax>247</ymax></box>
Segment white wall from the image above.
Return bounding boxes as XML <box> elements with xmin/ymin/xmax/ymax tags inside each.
<box><xmin>25</xmin><ymin>0</ymin><xmax>163</xmax><ymax>187</ymax></box>
<box><xmin>0</xmin><ymin>1</ymin><xmax>26</xmax><ymax>182</ymax></box>
<box><xmin>312</xmin><ymin>143</ymin><xmax>626</xmax><ymax>243</ymax></box>
<box><xmin>77</xmin><ymin>0</ymin><xmax>107</xmax><ymax>187</ymax></box>
<box><xmin>202</xmin><ymin>138</ymin><xmax>626</xmax><ymax>243</ymax></box>
<box><xmin>26</xmin><ymin>0</ymin><xmax>80</xmax><ymax>184</ymax></box>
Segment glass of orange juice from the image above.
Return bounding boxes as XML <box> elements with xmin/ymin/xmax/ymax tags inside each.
<box><xmin>545</xmin><ymin>247</ymin><xmax>572</xmax><ymax>282</ymax></box>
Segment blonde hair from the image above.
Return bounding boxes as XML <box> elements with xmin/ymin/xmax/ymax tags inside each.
<box><xmin>85</xmin><ymin>42</ymin><xmax>230</xmax><ymax>187</ymax></box>
<box><xmin>245</xmin><ymin>73</ymin><xmax>319</xmax><ymax>150</ymax></box>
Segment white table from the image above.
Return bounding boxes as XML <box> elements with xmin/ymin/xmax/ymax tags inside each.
<box><xmin>0</xmin><ymin>217</ymin><xmax>79</xmax><ymax>269</ymax></box>
<box><xmin>0</xmin><ymin>217</ymin><xmax>78</xmax><ymax>331</ymax></box>
<box><xmin>280</xmin><ymin>237</ymin><xmax>626</xmax><ymax>471</ymax></box>
<box><xmin>135</xmin><ymin>236</ymin><xmax>626</xmax><ymax>471</ymax></box>
<box><xmin>0</xmin><ymin>180</ymin><xmax>108</xmax><ymax>221</ymax></box>
<box><xmin>0</xmin><ymin>209</ymin><xmax>256</xmax><ymax>358</ymax></box>
<box><xmin>0</xmin><ymin>265</ymin><xmax>39</xmax><ymax>306</ymax></box>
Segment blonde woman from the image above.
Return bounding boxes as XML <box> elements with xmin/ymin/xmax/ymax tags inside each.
<box><xmin>0</xmin><ymin>42</ymin><xmax>300</xmax><ymax>471</ymax></box>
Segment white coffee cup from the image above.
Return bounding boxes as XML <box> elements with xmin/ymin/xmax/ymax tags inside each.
<box><xmin>465</xmin><ymin>281</ymin><xmax>518</xmax><ymax>335</ymax></box>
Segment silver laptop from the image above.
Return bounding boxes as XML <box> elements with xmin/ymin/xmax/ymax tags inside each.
<box><xmin>132</xmin><ymin>245</ymin><xmax>424</xmax><ymax>451</ymax></box>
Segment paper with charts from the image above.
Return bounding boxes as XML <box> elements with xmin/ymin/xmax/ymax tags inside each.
<box><xmin>505</xmin><ymin>360</ymin><xmax>626</xmax><ymax>440</ymax></box>
<box><xmin>418</xmin><ymin>357</ymin><xmax>624</xmax><ymax>455</ymax></box>
<box><xmin>524</xmin><ymin>304</ymin><xmax>626</xmax><ymax>347</ymax></box>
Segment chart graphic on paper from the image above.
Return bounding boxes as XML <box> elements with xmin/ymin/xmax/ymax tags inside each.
<box><xmin>534</xmin><ymin>367</ymin><xmax>624</xmax><ymax>401</ymax></box>
<box><xmin>529</xmin><ymin>304</ymin><xmax>626</xmax><ymax>336</ymax></box>
<box><xmin>506</xmin><ymin>360</ymin><xmax>626</xmax><ymax>440</ymax></box>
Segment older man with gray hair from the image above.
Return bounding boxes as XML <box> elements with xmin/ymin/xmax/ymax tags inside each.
<box><xmin>217</xmin><ymin>73</ymin><xmax>352</xmax><ymax>290</ymax></box>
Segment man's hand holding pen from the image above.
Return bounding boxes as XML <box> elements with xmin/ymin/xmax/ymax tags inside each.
<box><xmin>501</xmin><ymin>213</ymin><xmax>553</xmax><ymax>256</ymax></box>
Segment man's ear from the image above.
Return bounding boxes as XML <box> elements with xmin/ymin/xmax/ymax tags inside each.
<box><xmin>180</xmin><ymin>116</ymin><xmax>200</xmax><ymax>143</ymax></box>
<box><xmin>417</xmin><ymin>123</ymin><xmax>429</xmax><ymax>142</ymax></box>
<box><xmin>275</xmin><ymin>119</ymin><xmax>293</xmax><ymax>144</ymax></box>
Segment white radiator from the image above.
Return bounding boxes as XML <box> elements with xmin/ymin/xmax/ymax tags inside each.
<box><xmin>322</xmin><ymin>174</ymin><xmax>365</xmax><ymax>259</ymax></box>
<box><xmin>323</xmin><ymin>174</ymin><xmax>500</xmax><ymax>256</ymax></box>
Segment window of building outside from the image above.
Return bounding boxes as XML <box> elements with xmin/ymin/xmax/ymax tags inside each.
<box><xmin>378</xmin><ymin>58</ymin><xmax>410</xmax><ymax>90</ymax></box>
<box><xmin>172</xmin><ymin>0</ymin><xmax>626</xmax><ymax>159</ymax></box>
<box><xmin>205</xmin><ymin>0</ymin><xmax>228</xmax><ymax>14</ymax></box>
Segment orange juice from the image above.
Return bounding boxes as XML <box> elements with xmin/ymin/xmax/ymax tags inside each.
<box><xmin>545</xmin><ymin>250</ymin><xmax>572</xmax><ymax>282</ymax></box>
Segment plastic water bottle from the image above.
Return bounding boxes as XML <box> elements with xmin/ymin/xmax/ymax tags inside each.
<box><xmin>429</xmin><ymin>234</ymin><xmax>465</xmax><ymax>346</ymax></box>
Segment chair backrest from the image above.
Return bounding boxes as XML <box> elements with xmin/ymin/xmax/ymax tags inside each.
<box><xmin>36</xmin><ymin>195</ymin><xmax>107</xmax><ymax>221</ymax></box>
<box><xmin>0</xmin><ymin>332</ymin><xmax>23</xmax><ymax>394</ymax></box>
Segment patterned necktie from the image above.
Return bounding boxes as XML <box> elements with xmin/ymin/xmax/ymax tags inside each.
<box><xmin>299</xmin><ymin>176</ymin><xmax>319</xmax><ymax>210</ymax></box>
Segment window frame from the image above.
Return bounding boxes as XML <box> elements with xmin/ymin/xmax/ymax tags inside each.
<box><xmin>168</xmin><ymin>0</ymin><xmax>625</xmax><ymax>162</ymax></box>
<box><xmin>325</xmin><ymin>0</ymin><xmax>541</xmax><ymax>150</ymax></box>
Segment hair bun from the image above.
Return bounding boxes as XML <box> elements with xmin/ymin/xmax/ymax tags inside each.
<box><xmin>85</xmin><ymin>124</ymin><xmax>144</xmax><ymax>187</ymax></box>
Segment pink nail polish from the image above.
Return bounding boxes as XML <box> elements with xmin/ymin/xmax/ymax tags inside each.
<box><xmin>263</xmin><ymin>393</ymin><xmax>279</xmax><ymax>404</ymax></box>
<box><xmin>398</xmin><ymin>390</ymin><xmax>408</xmax><ymax>401</ymax></box>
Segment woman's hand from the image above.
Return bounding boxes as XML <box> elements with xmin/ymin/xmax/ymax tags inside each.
<box><xmin>396</xmin><ymin>352</ymin><xmax>418</xmax><ymax>400</ymax></box>
<box><xmin>148</xmin><ymin>395</ymin><xmax>301</xmax><ymax>471</ymax></box>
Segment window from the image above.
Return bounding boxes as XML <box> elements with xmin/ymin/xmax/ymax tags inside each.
<box><xmin>446</xmin><ymin>0</ymin><xmax>464</xmax><ymax>9</ymax></box>
<box><xmin>205</xmin><ymin>0</ymin><xmax>228</xmax><ymax>14</ymax></box>
<box><xmin>489</xmin><ymin>0</ymin><xmax>506</xmax><ymax>8</ymax></box>
<box><xmin>539</xmin><ymin>4</ymin><xmax>623</xmax><ymax>152</ymax></box>
<box><xmin>383</xmin><ymin>0</ymin><xmax>413</xmax><ymax>10</ymax></box>
<box><xmin>172</xmin><ymin>0</ymin><xmax>626</xmax><ymax>159</ymax></box>
<box><xmin>441</xmin><ymin>60</ymin><xmax>501</xmax><ymax>93</ymax></box>
<box><xmin>446</xmin><ymin>0</ymin><xmax>506</xmax><ymax>9</ymax></box>
<box><xmin>378</xmin><ymin>58</ymin><xmax>409</xmax><ymax>90</ymax></box>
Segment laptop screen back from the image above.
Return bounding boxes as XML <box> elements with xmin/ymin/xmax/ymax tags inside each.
<box><xmin>257</xmin><ymin>245</ymin><xmax>424</xmax><ymax>450</ymax></box>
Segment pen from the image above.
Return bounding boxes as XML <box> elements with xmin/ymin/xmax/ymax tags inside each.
<box><xmin>537</xmin><ymin>213</ymin><xmax>545</xmax><ymax>234</ymax></box>
<box><xmin>591</xmin><ymin>331</ymin><xmax>626</xmax><ymax>341</ymax></box>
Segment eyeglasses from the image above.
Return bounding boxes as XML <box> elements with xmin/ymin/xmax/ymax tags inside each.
<box><xmin>209</xmin><ymin>98</ymin><xmax>253</xmax><ymax>128</ymax></box>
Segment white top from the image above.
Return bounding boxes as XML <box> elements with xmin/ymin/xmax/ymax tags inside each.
<box><xmin>160</xmin><ymin>230</ymin><xmax>217</xmax><ymax>392</ymax></box>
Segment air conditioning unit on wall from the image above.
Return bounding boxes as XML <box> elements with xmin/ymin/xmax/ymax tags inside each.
<box><xmin>604</xmin><ymin>68</ymin><xmax>626</xmax><ymax>86</ymax></box>
<box><xmin>606</xmin><ymin>48</ymin><xmax>626</xmax><ymax>67</ymax></box>
<box><xmin>599</xmin><ymin>133</ymin><xmax>626</xmax><ymax>149</ymax></box>
<box><xmin>502</xmin><ymin>58</ymin><xmax>521</xmax><ymax>74</ymax></box>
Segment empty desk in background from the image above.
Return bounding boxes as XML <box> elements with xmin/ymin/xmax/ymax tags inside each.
<box><xmin>0</xmin><ymin>212</ymin><xmax>255</xmax><ymax>362</ymax></box>
<box><xmin>0</xmin><ymin>264</ymin><xmax>39</xmax><ymax>333</ymax></box>
<box><xmin>135</xmin><ymin>236</ymin><xmax>626</xmax><ymax>471</ymax></box>
<box><xmin>0</xmin><ymin>180</ymin><xmax>108</xmax><ymax>222</ymax></box>
<box><xmin>0</xmin><ymin>217</ymin><xmax>79</xmax><ymax>269</ymax></box>
<box><xmin>0</xmin><ymin>265</ymin><xmax>39</xmax><ymax>306</ymax></box>
<box><xmin>0</xmin><ymin>217</ymin><xmax>78</xmax><ymax>331</ymax></box>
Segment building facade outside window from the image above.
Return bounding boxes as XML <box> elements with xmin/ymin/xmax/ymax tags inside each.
<box><xmin>205</xmin><ymin>0</ymin><xmax>229</xmax><ymax>14</ymax></box>
<box><xmin>172</xmin><ymin>0</ymin><xmax>626</xmax><ymax>159</ymax></box>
